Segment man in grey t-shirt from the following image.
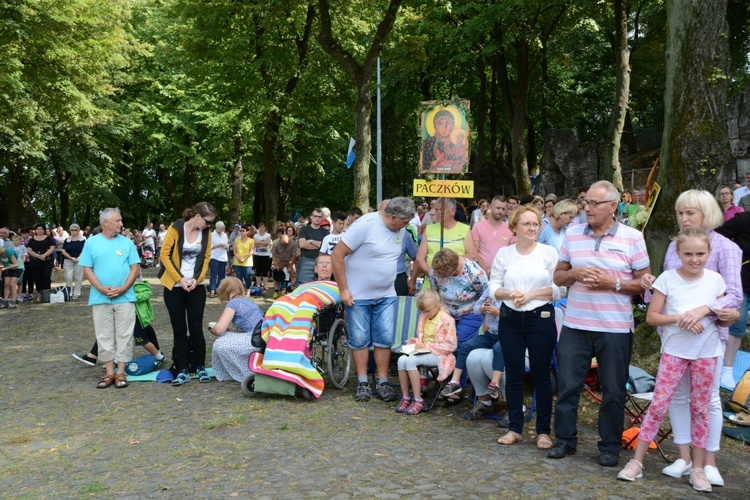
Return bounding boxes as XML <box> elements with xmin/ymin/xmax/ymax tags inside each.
<box><xmin>332</xmin><ymin>197</ymin><xmax>415</xmax><ymax>403</ymax></box>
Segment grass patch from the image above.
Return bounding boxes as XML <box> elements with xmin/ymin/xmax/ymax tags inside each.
<box><xmin>1</xmin><ymin>431</ymin><xmax>33</xmax><ymax>445</ymax></box>
<box><xmin>79</xmin><ymin>481</ymin><xmax>108</xmax><ymax>494</ymax></box>
<box><xmin>201</xmin><ymin>414</ymin><xmax>248</xmax><ymax>430</ymax></box>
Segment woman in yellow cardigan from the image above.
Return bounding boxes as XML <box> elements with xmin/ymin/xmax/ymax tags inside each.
<box><xmin>159</xmin><ymin>202</ymin><xmax>216</xmax><ymax>386</ymax></box>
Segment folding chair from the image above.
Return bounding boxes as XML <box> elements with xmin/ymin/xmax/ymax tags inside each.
<box><xmin>381</xmin><ymin>296</ymin><xmax>447</xmax><ymax>412</ymax></box>
<box><xmin>722</xmin><ymin>350</ymin><xmax>750</xmax><ymax>391</ymax></box>
<box><xmin>369</xmin><ymin>296</ymin><xmax>421</xmax><ymax>383</ymax></box>
<box><xmin>621</xmin><ymin>365</ymin><xmax>671</xmax><ymax>461</ymax></box>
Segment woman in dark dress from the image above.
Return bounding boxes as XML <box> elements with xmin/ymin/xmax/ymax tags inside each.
<box><xmin>25</xmin><ymin>223</ymin><xmax>56</xmax><ymax>300</ymax></box>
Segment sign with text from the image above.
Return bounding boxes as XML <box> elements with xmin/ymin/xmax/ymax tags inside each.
<box><xmin>413</xmin><ymin>179</ymin><xmax>474</xmax><ymax>198</ymax></box>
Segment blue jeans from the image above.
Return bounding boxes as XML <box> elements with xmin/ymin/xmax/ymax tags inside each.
<box><xmin>729</xmin><ymin>292</ymin><xmax>749</xmax><ymax>337</ymax></box>
<box><xmin>497</xmin><ymin>304</ymin><xmax>557</xmax><ymax>435</ymax></box>
<box><xmin>554</xmin><ymin>326</ymin><xmax>632</xmax><ymax>454</ymax></box>
<box><xmin>455</xmin><ymin>313</ymin><xmax>483</xmax><ymax>344</ymax></box>
<box><xmin>455</xmin><ymin>331</ymin><xmax>504</xmax><ymax>372</ymax></box>
<box><xmin>209</xmin><ymin>259</ymin><xmax>227</xmax><ymax>292</ymax></box>
<box><xmin>345</xmin><ymin>296</ymin><xmax>397</xmax><ymax>350</ymax></box>
<box><xmin>234</xmin><ymin>265</ymin><xmax>253</xmax><ymax>290</ymax></box>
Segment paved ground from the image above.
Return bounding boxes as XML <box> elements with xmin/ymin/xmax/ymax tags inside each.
<box><xmin>1</xmin><ymin>268</ymin><xmax>749</xmax><ymax>498</ymax></box>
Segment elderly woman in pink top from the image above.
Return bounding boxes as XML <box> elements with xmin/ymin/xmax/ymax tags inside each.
<box><xmin>641</xmin><ymin>189</ymin><xmax>742</xmax><ymax>487</ymax></box>
<box><xmin>717</xmin><ymin>185</ymin><xmax>743</xmax><ymax>222</ymax></box>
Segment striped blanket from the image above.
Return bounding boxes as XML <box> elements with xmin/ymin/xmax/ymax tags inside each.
<box><xmin>249</xmin><ymin>281</ymin><xmax>339</xmax><ymax>398</ymax></box>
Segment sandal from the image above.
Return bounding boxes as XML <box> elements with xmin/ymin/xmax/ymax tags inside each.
<box><xmin>497</xmin><ymin>431</ymin><xmax>523</xmax><ymax>445</ymax></box>
<box><xmin>96</xmin><ymin>374</ymin><xmax>116</xmax><ymax>389</ymax></box>
<box><xmin>114</xmin><ymin>373</ymin><xmax>129</xmax><ymax>389</ymax></box>
<box><xmin>209</xmin><ymin>291</ymin><xmax>216</xmax><ymax>298</ymax></box>
<box><xmin>537</xmin><ymin>434</ymin><xmax>553</xmax><ymax>450</ymax></box>
<box><xmin>171</xmin><ymin>371</ymin><xmax>190</xmax><ymax>386</ymax></box>
<box><xmin>196</xmin><ymin>368</ymin><xmax>211</xmax><ymax>383</ymax></box>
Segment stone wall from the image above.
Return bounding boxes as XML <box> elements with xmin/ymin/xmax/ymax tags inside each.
<box><xmin>727</xmin><ymin>83</ymin><xmax>750</xmax><ymax>180</ymax></box>
<box><xmin>537</xmin><ymin>128</ymin><xmax>628</xmax><ymax>198</ymax></box>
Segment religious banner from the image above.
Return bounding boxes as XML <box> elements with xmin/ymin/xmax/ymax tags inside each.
<box><xmin>419</xmin><ymin>101</ymin><xmax>470</xmax><ymax>174</ymax></box>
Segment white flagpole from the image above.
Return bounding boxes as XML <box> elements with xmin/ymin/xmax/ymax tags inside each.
<box><xmin>376</xmin><ymin>57</ymin><xmax>383</xmax><ymax>206</ymax></box>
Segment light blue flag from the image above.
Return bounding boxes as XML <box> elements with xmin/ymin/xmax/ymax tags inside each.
<box><xmin>345</xmin><ymin>138</ymin><xmax>356</xmax><ymax>168</ymax></box>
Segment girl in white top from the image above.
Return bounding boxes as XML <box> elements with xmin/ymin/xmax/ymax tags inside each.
<box><xmin>617</xmin><ymin>229</ymin><xmax>739</xmax><ymax>492</ymax></box>
<box><xmin>489</xmin><ymin>205</ymin><xmax>562</xmax><ymax>449</ymax></box>
<box><xmin>253</xmin><ymin>223</ymin><xmax>272</xmax><ymax>289</ymax></box>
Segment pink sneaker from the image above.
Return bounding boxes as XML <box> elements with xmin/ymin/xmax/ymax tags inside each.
<box><xmin>690</xmin><ymin>468</ymin><xmax>712</xmax><ymax>492</ymax></box>
<box><xmin>617</xmin><ymin>459</ymin><xmax>643</xmax><ymax>481</ymax></box>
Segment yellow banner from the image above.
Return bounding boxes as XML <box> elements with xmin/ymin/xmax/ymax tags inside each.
<box><xmin>413</xmin><ymin>179</ymin><xmax>474</xmax><ymax>198</ymax></box>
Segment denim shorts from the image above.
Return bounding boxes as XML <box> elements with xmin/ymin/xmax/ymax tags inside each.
<box><xmin>345</xmin><ymin>296</ymin><xmax>397</xmax><ymax>350</ymax></box>
<box><xmin>729</xmin><ymin>292</ymin><xmax>749</xmax><ymax>338</ymax></box>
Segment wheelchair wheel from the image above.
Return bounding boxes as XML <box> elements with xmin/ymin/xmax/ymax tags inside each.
<box><xmin>241</xmin><ymin>373</ymin><xmax>259</xmax><ymax>397</ymax></box>
<box><xmin>296</xmin><ymin>386</ymin><xmax>314</xmax><ymax>401</ymax></box>
<box><xmin>326</xmin><ymin>318</ymin><xmax>351</xmax><ymax>389</ymax></box>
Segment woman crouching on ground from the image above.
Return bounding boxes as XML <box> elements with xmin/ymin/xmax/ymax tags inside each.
<box><xmin>210</xmin><ymin>277</ymin><xmax>265</xmax><ymax>382</ymax></box>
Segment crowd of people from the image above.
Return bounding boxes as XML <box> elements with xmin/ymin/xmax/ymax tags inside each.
<box><xmin>2</xmin><ymin>175</ymin><xmax>749</xmax><ymax>494</ymax></box>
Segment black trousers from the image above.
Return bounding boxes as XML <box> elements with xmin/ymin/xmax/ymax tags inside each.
<box><xmin>28</xmin><ymin>265</ymin><xmax>52</xmax><ymax>292</ymax></box>
<box><xmin>164</xmin><ymin>285</ymin><xmax>207</xmax><ymax>373</ymax></box>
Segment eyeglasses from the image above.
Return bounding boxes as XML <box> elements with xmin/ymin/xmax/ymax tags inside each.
<box><xmin>202</xmin><ymin>217</ymin><xmax>214</xmax><ymax>226</ymax></box>
<box><xmin>518</xmin><ymin>222</ymin><xmax>541</xmax><ymax>229</ymax></box>
<box><xmin>720</xmin><ymin>191</ymin><xmax>732</xmax><ymax>196</ymax></box>
<box><xmin>580</xmin><ymin>199</ymin><xmax>615</xmax><ymax>209</ymax></box>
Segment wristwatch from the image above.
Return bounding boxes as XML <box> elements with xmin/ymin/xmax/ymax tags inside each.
<box><xmin>614</xmin><ymin>278</ymin><xmax>621</xmax><ymax>292</ymax></box>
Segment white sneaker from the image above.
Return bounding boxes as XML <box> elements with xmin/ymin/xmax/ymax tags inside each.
<box><xmin>704</xmin><ymin>465</ymin><xmax>724</xmax><ymax>486</ymax></box>
<box><xmin>662</xmin><ymin>458</ymin><xmax>692</xmax><ymax>478</ymax></box>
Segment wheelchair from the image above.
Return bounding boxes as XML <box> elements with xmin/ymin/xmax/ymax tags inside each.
<box><xmin>241</xmin><ymin>304</ymin><xmax>351</xmax><ymax>398</ymax></box>
<box><xmin>307</xmin><ymin>303</ymin><xmax>351</xmax><ymax>389</ymax></box>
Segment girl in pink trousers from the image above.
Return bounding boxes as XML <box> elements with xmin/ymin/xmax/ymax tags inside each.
<box><xmin>617</xmin><ymin>229</ymin><xmax>739</xmax><ymax>492</ymax></box>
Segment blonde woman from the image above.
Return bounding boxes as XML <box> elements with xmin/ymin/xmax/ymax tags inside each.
<box><xmin>209</xmin><ymin>277</ymin><xmax>265</xmax><ymax>382</ymax></box>
<box><xmin>538</xmin><ymin>199</ymin><xmax>579</xmax><ymax>252</ymax></box>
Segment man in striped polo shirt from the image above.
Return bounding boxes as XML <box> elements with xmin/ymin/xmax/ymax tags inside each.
<box><xmin>548</xmin><ymin>180</ymin><xmax>651</xmax><ymax>467</ymax></box>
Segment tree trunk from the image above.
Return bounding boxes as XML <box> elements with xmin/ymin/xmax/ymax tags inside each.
<box><xmin>352</xmin><ymin>77</ymin><xmax>373</xmax><ymax>211</ymax></box>
<box><xmin>603</xmin><ymin>0</ymin><xmax>630</xmax><ymax>192</ymax></box>
<box><xmin>229</xmin><ymin>135</ymin><xmax>244</xmax><ymax>227</ymax></box>
<box><xmin>262</xmin><ymin>112</ymin><xmax>281</xmax><ymax>232</ymax></box>
<box><xmin>318</xmin><ymin>0</ymin><xmax>402</xmax><ymax>212</ymax></box>
<box><xmin>473</xmin><ymin>53</ymin><xmax>488</xmax><ymax>191</ymax></box>
<box><xmin>157</xmin><ymin>165</ymin><xmax>182</xmax><ymax>218</ymax></box>
<box><xmin>6</xmin><ymin>160</ymin><xmax>26</xmax><ymax>228</ymax></box>
<box><xmin>528</xmin><ymin>122</ymin><xmax>537</xmax><ymax>178</ymax></box>
<box><xmin>649</xmin><ymin>0</ymin><xmax>730</xmax><ymax>273</ymax></box>
<box><xmin>53</xmin><ymin>157</ymin><xmax>72</xmax><ymax>227</ymax></box>
<box><xmin>182</xmin><ymin>134</ymin><xmax>195</xmax><ymax>210</ymax></box>
<box><xmin>253</xmin><ymin>173</ymin><xmax>264</xmax><ymax>226</ymax></box>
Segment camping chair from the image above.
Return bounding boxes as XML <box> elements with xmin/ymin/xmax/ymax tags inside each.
<box><xmin>722</xmin><ymin>350</ymin><xmax>750</xmax><ymax>391</ymax></box>
<box><xmin>621</xmin><ymin>365</ymin><xmax>671</xmax><ymax>461</ymax></box>
<box><xmin>372</xmin><ymin>295</ymin><xmax>444</xmax><ymax>412</ymax></box>
<box><xmin>583</xmin><ymin>358</ymin><xmax>602</xmax><ymax>402</ymax></box>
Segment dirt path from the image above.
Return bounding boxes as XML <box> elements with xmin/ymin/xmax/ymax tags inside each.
<box><xmin>1</xmin><ymin>269</ymin><xmax>748</xmax><ymax>498</ymax></box>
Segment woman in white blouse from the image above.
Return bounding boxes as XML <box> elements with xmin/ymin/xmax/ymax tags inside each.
<box><xmin>490</xmin><ymin>205</ymin><xmax>561</xmax><ymax>449</ymax></box>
